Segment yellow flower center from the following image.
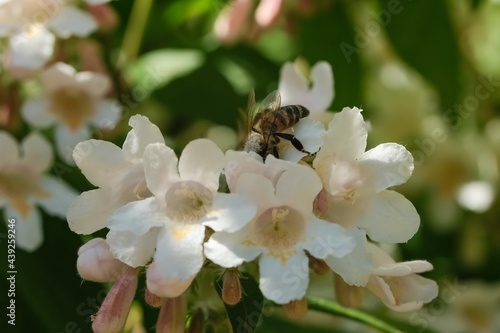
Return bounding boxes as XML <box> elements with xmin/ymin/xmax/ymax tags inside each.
<box><xmin>0</xmin><ymin>168</ymin><xmax>49</xmax><ymax>217</ymax></box>
<box><xmin>251</xmin><ymin>206</ymin><xmax>305</xmax><ymax>263</ymax></box>
<box><xmin>49</xmin><ymin>87</ymin><xmax>95</xmax><ymax>132</ymax></box>
<box><xmin>164</xmin><ymin>181</ymin><xmax>213</xmax><ymax>224</ymax></box>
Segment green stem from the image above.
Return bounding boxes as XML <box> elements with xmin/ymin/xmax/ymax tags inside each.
<box><xmin>307</xmin><ymin>296</ymin><xmax>404</xmax><ymax>333</ymax></box>
<box><xmin>118</xmin><ymin>0</ymin><xmax>154</xmax><ymax>68</ymax></box>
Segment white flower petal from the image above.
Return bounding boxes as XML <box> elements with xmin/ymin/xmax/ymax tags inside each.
<box><xmin>37</xmin><ymin>175</ymin><xmax>76</xmax><ymax>217</ymax></box>
<box><xmin>302</xmin><ymin>218</ymin><xmax>354</xmax><ymax>259</ymax></box>
<box><xmin>146</xmin><ymin>263</ymin><xmax>195</xmax><ymax>298</ymax></box>
<box><xmin>91</xmin><ymin>99</ymin><xmax>122</xmax><ymax>129</ymax></box>
<box><xmin>324</xmin><ymin>228</ymin><xmax>373</xmax><ymax>286</ymax></box>
<box><xmin>67</xmin><ymin>188</ymin><xmax>116</xmax><ymax>234</ymax></box>
<box><xmin>108</xmin><ymin>198</ymin><xmax>165</xmax><ymax>235</ymax></box>
<box><xmin>308</xmin><ymin>61</ymin><xmax>335</xmax><ymax>111</ymax></box>
<box><xmin>204</xmin><ymin>227</ymin><xmax>262</xmax><ymax>267</ymax></box>
<box><xmin>359</xmin><ymin>143</ymin><xmax>414</xmax><ymax>192</ymax></box>
<box><xmin>8</xmin><ymin>28</ymin><xmax>55</xmax><ymax>69</ymax></box>
<box><xmin>55</xmin><ymin>124</ymin><xmax>91</xmax><ymax>165</ymax></box>
<box><xmin>259</xmin><ymin>252</ymin><xmax>309</xmax><ymax>304</ymax></box>
<box><xmin>375</xmin><ymin>260</ymin><xmax>433</xmax><ymax>277</ymax></box>
<box><xmin>279</xmin><ymin>61</ymin><xmax>334</xmax><ymax>113</ymax></box>
<box><xmin>294</xmin><ymin>118</ymin><xmax>325</xmax><ymax>153</ymax></box>
<box><xmin>275</xmin><ymin>164</ymin><xmax>322</xmax><ymax>214</ymax></box>
<box><xmin>75</xmin><ymin>71</ymin><xmax>111</xmax><ymax>98</ymax></box>
<box><xmin>0</xmin><ymin>132</ymin><xmax>19</xmax><ymax>167</ymax></box>
<box><xmin>235</xmin><ymin>173</ymin><xmax>278</xmax><ymax>210</ymax></box>
<box><xmin>367</xmin><ymin>274</ymin><xmax>438</xmax><ymax>312</ymax></box>
<box><xmin>143</xmin><ymin>143</ymin><xmax>180</xmax><ymax>197</ymax></box>
<box><xmin>21</xmin><ymin>98</ymin><xmax>56</xmax><ymax>128</ymax></box>
<box><xmin>21</xmin><ymin>132</ymin><xmax>53</xmax><ymax>175</ymax></box>
<box><xmin>279</xmin><ymin>146</ymin><xmax>307</xmax><ymax>163</ymax></box>
<box><xmin>279</xmin><ymin>62</ymin><xmax>309</xmax><ymax>107</ymax></box>
<box><xmin>48</xmin><ymin>6</ymin><xmax>98</xmax><ymax>38</ymax></box>
<box><xmin>41</xmin><ymin>62</ymin><xmax>77</xmax><ymax>92</ymax></box>
<box><xmin>73</xmin><ymin>139</ymin><xmax>131</xmax><ymax>188</ymax></box>
<box><xmin>314</xmin><ymin>107</ymin><xmax>367</xmax><ymax>167</ymax></box>
<box><xmin>153</xmin><ymin>223</ymin><xmax>205</xmax><ymax>280</ymax></box>
<box><xmin>178</xmin><ymin>139</ymin><xmax>224</xmax><ymax>193</ymax></box>
<box><xmin>357</xmin><ymin>190</ymin><xmax>420</xmax><ymax>243</ymax></box>
<box><xmin>122</xmin><ymin>115</ymin><xmax>164</xmax><ymax>163</ymax></box>
<box><xmin>107</xmin><ymin>228</ymin><xmax>158</xmax><ymax>267</ymax></box>
<box><xmin>201</xmin><ymin>193</ymin><xmax>256</xmax><ymax>232</ymax></box>
<box><xmin>5</xmin><ymin>206</ymin><xmax>43</xmax><ymax>252</ymax></box>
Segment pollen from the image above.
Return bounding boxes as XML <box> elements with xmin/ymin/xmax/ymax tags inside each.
<box><xmin>343</xmin><ymin>188</ymin><xmax>360</xmax><ymax>205</ymax></box>
<box><xmin>251</xmin><ymin>206</ymin><xmax>305</xmax><ymax>256</ymax></box>
<box><xmin>49</xmin><ymin>87</ymin><xmax>95</xmax><ymax>132</ymax></box>
<box><xmin>165</xmin><ymin>181</ymin><xmax>213</xmax><ymax>223</ymax></box>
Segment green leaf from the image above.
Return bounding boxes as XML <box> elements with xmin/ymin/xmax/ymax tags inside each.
<box><xmin>215</xmin><ymin>272</ymin><xmax>264</xmax><ymax>333</ymax></box>
<box><xmin>378</xmin><ymin>0</ymin><xmax>462</xmax><ymax>111</ymax></box>
<box><xmin>125</xmin><ymin>49</ymin><xmax>205</xmax><ymax>97</ymax></box>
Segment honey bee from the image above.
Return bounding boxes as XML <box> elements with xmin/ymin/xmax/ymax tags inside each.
<box><xmin>241</xmin><ymin>89</ymin><xmax>310</xmax><ymax>159</ymax></box>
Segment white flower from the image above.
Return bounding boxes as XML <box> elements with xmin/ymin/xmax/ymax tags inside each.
<box><xmin>365</xmin><ymin>243</ymin><xmax>438</xmax><ymax>312</ymax></box>
<box><xmin>21</xmin><ymin>62</ymin><xmax>122</xmax><ymax>164</ymax></box>
<box><xmin>107</xmin><ymin>139</ymin><xmax>256</xmax><ymax>298</ymax></box>
<box><xmin>278</xmin><ymin>61</ymin><xmax>334</xmax><ymax>114</ymax></box>
<box><xmin>67</xmin><ymin>115</ymin><xmax>164</xmax><ymax>235</ymax></box>
<box><xmin>204</xmin><ymin>161</ymin><xmax>354</xmax><ymax>304</ymax></box>
<box><xmin>0</xmin><ymin>0</ymin><xmax>106</xmax><ymax>69</ymax></box>
<box><xmin>313</xmin><ymin>107</ymin><xmax>420</xmax><ymax>244</ymax></box>
<box><xmin>0</xmin><ymin>131</ymin><xmax>76</xmax><ymax>251</ymax></box>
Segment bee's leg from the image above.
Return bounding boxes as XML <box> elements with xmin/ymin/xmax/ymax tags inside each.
<box><xmin>272</xmin><ymin>146</ymin><xmax>280</xmax><ymax>158</ymax></box>
<box><xmin>275</xmin><ymin>132</ymin><xmax>310</xmax><ymax>153</ymax></box>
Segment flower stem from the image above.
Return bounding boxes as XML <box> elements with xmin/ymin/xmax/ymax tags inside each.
<box><xmin>119</xmin><ymin>0</ymin><xmax>154</xmax><ymax>68</ymax></box>
<box><xmin>307</xmin><ymin>296</ymin><xmax>404</xmax><ymax>333</ymax></box>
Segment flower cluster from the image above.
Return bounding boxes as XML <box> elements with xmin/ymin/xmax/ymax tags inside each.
<box><xmin>0</xmin><ymin>0</ymin><xmax>121</xmax><ymax>251</ymax></box>
<box><xmin>68</xmin><ymin>62</ymin><xmax>438</xmax><ymax>331</ymax></box>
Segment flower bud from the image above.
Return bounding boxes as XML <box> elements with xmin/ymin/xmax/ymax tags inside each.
<box><xmin>283</xmin><ymin>298</ymin><xmax>308</xmax><ymax>319</ymax></box>
<box><xmin>77</xmin><ymin>238</ymin><xmax>127</xmax><ymax>282</ymax></box>
<box><xmin>87</xmin><ymin>4</ymin><xmax>119</xmax><ymax>33</ymax></box>
<box><xmin>92</xmin><ymin>267</ymin><xmax>139</xmax><ymax>333</ymax></box>
<box><xmin>156</xmin><ymin>295</ymin><xmax>187</xmax><ymax>333</ymax></box>
<box><xmin>334</xmin><ymin>273</ymin><xmax>363</xmax><ymax>308</ymax></box>
<box><xmin>307</xmin><ymin>254</ymin><xmax>330</xmax><ymax>275</ymax></box>
<box><xmin>145</xmin><ymin>287</ymin><xmax>164</xmax><ymax>308</ymax></box>
<box><xmin>222</xmin><ymin>269</ymin><xmax>242</xmax><ymax>305</ymax></box>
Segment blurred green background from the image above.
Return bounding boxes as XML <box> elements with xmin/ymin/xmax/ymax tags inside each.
<box><xmin>1</xmin><ymin>0</ymin><xmax>500</xmax><ymax>332</ymax></box>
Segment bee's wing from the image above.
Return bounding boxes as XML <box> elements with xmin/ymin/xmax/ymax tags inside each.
<box><xmin>260</xmin><ymin>90</ymin><xmax>281</xmax><ymax>112</ymax></box>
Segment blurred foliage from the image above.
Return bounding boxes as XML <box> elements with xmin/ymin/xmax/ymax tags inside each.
<box><xmin>2</xmin><ymin>0</ymin><xmax>500</xmax><ymax>332</ymax></box>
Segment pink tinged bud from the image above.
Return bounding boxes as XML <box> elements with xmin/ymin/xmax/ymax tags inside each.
<box><xmin>146</xmin><ymin>262</ymin><xmax>195</xmax><ymax>298</ymax></box>
<box><xmin>283</xmin><ymin>298</ymin><xmax>308</xmax><ymax>319</ymax></box>
<box><xmin>145</xmin><ymin>287</ymin><xmax>164</xmax><ymax>308</ymax></box>
<box><xmin>156</xmin><ymin>295</ymin><xmax>187</xmax><ymax>333</ymax></box>
<box><xmin>255</xmin><ymin>0</ymin><xmax>283</xmax><ymax>28</ymax></box>
<box><xmin>222</xmin><ymin>269</ymin><xmax>242</xmax><ymax>305</ymax></box>
<box><xmin>214</xmin><ymin>0</ymin><xmax>253</xmax><ymax>44</ymax></box>
<box><xmin>313</xmin><ymin>188</ymin><xmax>329</xmax><ymax>219</ymax></box>
<box><xmin>307</xmin><ymin>254</ymin><xmax>330</xmax><ymax>275</ymax></box>
<box><xmin>334</xmin><ymin>273</ymin><xmax>363</xmax><ymax>308</ymax></box>
<box><xmin>77</xmin><ymin>238</ymin><xmax>128</xmax><ymax>283</ymax></box>
<box><xmin>92</xmin><ymin>267</ymin><xmax>139</xmax><ymax>333</ymax></box>
<box><xmin>77</xmin><ymin>40</ymin><xmax>109</xmax><ymax>76</ymax></box>
<box><xmin>87</xmin><ymin>4</ymin><xmax>119</xmax><ymax>33</ymax></box>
